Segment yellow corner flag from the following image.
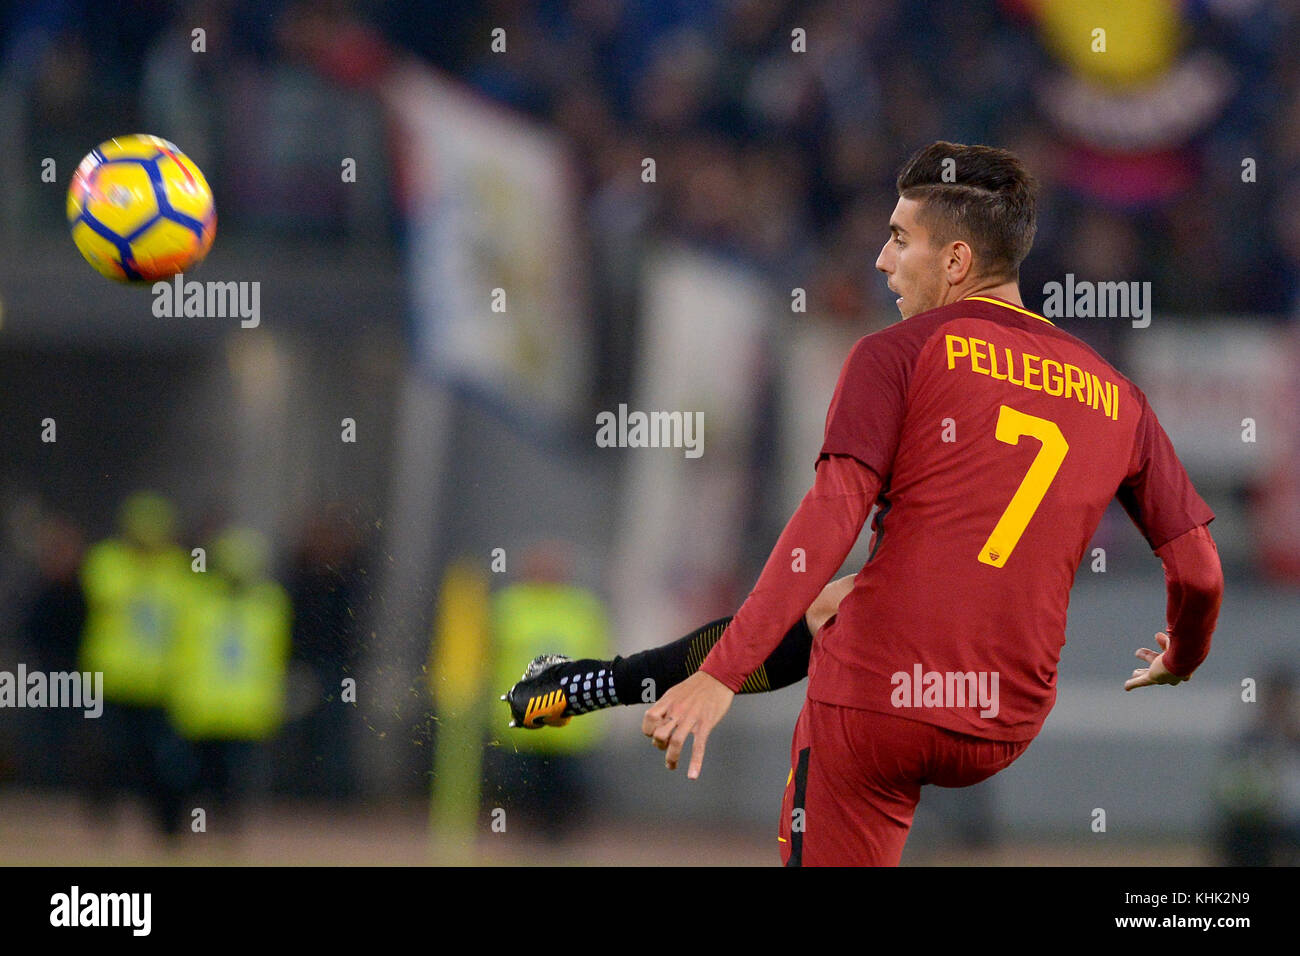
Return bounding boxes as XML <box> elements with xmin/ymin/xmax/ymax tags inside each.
<box><xmin>428</xmin><ymin>559</ymin><xmax>490</xmax><ymax>862</ymax></box>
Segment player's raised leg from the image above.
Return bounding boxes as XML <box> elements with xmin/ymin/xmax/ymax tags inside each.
<box><xmin>502</xmin><ymin>575</ymin><xmax>855</xmax><ymax>728</ymax></box>
<box><xmin>780</xmin><ymin>697</ymin><xmax>1032</xmax><ymax>866</ymax></box>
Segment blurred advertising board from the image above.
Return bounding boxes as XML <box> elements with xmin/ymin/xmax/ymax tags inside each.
<box><xmin>383</xmin><ymin>64</ymin><xmax>589</xmax><ymax>421</ymax></box>
<box><xmin>1125</xmin><ymin>319</ymin><xmax>1300</xmax><ymax>580</ymax></box>
<box><xmin>1124</xmin><ymin>320</ymin><xmax>1289</xmax><ymax>483</ymax></box>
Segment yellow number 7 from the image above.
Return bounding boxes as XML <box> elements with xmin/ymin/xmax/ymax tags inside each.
<box><xmin>978</xmin><ymin>406</ymin><xmax>1069</xmax><ymax>568</ymax></box>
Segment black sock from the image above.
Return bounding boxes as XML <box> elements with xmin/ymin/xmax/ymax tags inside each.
<box><xmin>754</xmin><ymin>615</ymin><xmax>816</xmax><ymax>691</ymax></box>
<box><xmin>611</xmin><ymin>614</ymin><xmax>814</xmax><ymax>705</ymax></box>
<box><xmin>610</xmin><ymin>617</ymin><xmax>730</xmax><ymax>706</ymax></box>
<box><xmin>549</xmin><ymin>660</ymin><xmax>620</xmax><ymax>715</ymax></box>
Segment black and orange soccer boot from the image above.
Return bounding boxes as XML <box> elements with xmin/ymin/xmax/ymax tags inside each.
<box><xmin>503</xmin><ymin>655</ymin><xmax>573</xmax><ymax>729</ymax></box>
<box><xmin>501</xmin><ymin>654</ymin><xmax>621</xmax><ymax>728</ymax></box>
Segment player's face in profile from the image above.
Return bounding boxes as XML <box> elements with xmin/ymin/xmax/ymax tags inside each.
<box><xmin>876</xmin><ymin>197</ymin><xmax>947</xmax><ymax>319</ymax></box>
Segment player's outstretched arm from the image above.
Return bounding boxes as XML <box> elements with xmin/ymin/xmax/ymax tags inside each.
<box><xmin>645</xmin><ymin>455</ymin><xmax>878</xmax><ymax>777</ymax></box>
<box><xmin>501</xmin><ymin>574</ymin><xmax>855</xmax><ymax>728</ymax></box>
<box><xmin>1124</xmin><ymin>523</ymin><xmax>1223</xmax><ymax>691</ymax></box>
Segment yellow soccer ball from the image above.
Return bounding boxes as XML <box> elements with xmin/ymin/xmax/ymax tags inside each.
<box><xmin>67</xmin><ymin>134</ymin><xmax>216</xmax><ymax>282</ymax></box>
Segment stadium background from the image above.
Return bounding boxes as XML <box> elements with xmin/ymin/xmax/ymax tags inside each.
<box><xmin>0</xmin><ymin>0</ymin><xmax>1297</xmax><ymax>865</ymax></box>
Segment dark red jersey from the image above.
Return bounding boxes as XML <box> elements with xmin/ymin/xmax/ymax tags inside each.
<box><xmin>807</xmin><ymin>295</ymin><xmax>1214</xmax><ymax>741</ymax></box>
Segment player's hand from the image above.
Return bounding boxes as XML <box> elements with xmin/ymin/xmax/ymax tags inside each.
<box><xmin>1124</xmin><ymin>632</ymin><xmax>1189</xmax><ymax>691</ymax></box>
<box><xmin>642</xmin><ymin>670</ymin><xmax>734</xmax><ymax>779</ymax></box>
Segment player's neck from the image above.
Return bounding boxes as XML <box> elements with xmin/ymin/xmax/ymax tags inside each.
<box><xmin>952</xmin><ymin>279</ymin><xmax>1023</xmax><ymax>309</ymax></box>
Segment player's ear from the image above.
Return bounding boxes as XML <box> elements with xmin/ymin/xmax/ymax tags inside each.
<box><xmin>946</xmin><ymin>240</ymin><xmax>974</xmax><ymax>285</ymax></box>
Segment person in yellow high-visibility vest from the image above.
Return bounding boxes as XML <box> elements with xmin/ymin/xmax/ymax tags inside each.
<box><xmin>77</xmin><ymin>491</ymin><xmax>193</xmax><ymax>836</ymax></box>
<box><xmin>166</xmin><ymin>526</ymin><xmax>291</xmax><ymax>836</ymax></box>
<box><xmin>485</xmin><ymin>541</ymin><xmax>611</xmax><ymax>841</ymax></box>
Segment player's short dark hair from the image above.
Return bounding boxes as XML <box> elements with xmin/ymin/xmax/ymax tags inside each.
<box><xmin>895</xmin><ymin>142</ymin><xmax>1038</xmax><ymax>281</ymax></box>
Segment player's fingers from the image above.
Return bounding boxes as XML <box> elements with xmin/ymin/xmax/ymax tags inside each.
<box><xmin>1124</xmin><ymin>673</ymin><xmax>1152</xmax><ymax>691</ymax></box>
<box><xmin>687</xmin><ymin>725</ymin><xmax>710</xmax><ymax>780</ymax></box>
<box><xmin>642</xmin><ymin>700</ymin><xmax>670</xmax><ymax>736</ymax></box>
<box><xmin>1155</xmin><ymin>632</ymin><xmax>1170</xmax><ymax>649</ymax></box>
<box><xmin>1134</xmin><ymin>647</ymin><xmax>1157</xmax><ymax>664</ymax></box>
<box><xmin>664</xmin><ymin>718</ymin><xmax>694</xmax><ymax>771</ymax></box>
<box><xmin>664</xmin><ymin>721</ymin><xmax>690</xmax><ymax>769</ymax></box>
<box><xmin>651</xmin><ymin>714</ymin><xmax>676</xmax><ymax>749</ymax></box>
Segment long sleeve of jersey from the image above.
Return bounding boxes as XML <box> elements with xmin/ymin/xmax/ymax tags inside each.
<box><xmin>1154</xmin><ymin>523</ymin><xmax>1223</xmax><ymax>678</ymax></box>
<box><xmin>699</xmin><ymin>454</ymin><xmax>879</xmax><ymax>692</ymax></box>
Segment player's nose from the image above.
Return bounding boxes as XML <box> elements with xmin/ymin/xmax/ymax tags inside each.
<box><xmin>875</xmin><ymin>242</ymin><xmax>891</xmax><ymax>273</ymax></box>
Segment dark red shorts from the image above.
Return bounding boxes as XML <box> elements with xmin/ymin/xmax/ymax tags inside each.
<box><xmin>778</xmin><ymin>697</ymin><xmax>1032</xmax><ymax>866</ymax></box>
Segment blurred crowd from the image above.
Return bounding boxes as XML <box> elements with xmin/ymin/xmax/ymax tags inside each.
<box><xmin>428</xmin><ymin>0</ymin><xmax>1300</xmax><ymax>330</ymax></box>
<box><xmin>7</xmin><ymin>0</ymin><xmax>1300</xmax><ymax>383</ymax></box>
<box><xmin>419</xmin><ymin>0</ymin><xmax>1300</xmax><ymax>387</ymax></box>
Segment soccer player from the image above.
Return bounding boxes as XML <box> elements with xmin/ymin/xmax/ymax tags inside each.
<box><xmin>504</xmin><ymin>142</ymin><xmax>1224</xmax><ymax>865</ymax></box>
